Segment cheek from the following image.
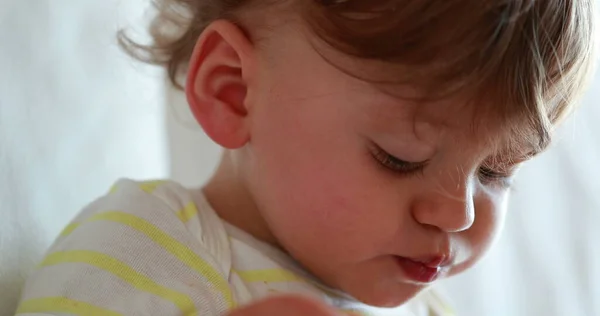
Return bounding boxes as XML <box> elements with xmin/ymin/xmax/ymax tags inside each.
<box><xmin>452</xmin><ymin>193</ymin><xmax>508</xmax><ymax>274</ymax></box>
<box><xmin>249</xmin><ymin>97</ymin><xmax>397</xmax><ymax>260</ymax></box>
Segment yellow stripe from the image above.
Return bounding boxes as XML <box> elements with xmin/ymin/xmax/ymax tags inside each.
<box><xmin>59</xmin><ymin>222</ymin><xmax>80</xmax><ymax>237</ymax></box>
<box><xmin>16</xmin><ymin>297</ymin><xmax>122</xmax><ymax>316</ymax></box>
<box><xmin>340</xmin><ymin>310</ymin><xmax>368</xmax><ymax>316</ymax></box>
<box><xmin>60</xmin><ymin>180</ymin><xmax>171</xmax><ymax>238</ymax></box>
<box><xmin>89</xmin><ymin>211</ymin><xmax>235</xmax><ymax>308</ymax></box>
<box><xmin>177</xmin><ymin>202</ymin><xmax>199</xmax><ymax>223</ymax></box>
<box><xmin>236</xmin><ymin>269</ymin><xmax>305</xmax><ymax>283</ymax></box>
<box><xmin>426</xmin><ymin>291</ymin><xmax>455</xmax><ymax>315</ymax></box>
<box><xmin>138</xmin><ymin>180</ymin><xmax>166</xmax><ymax>193</ymax></box>
<box><xmin>40</xmin><ymin>251</ymin><xmax>197</xmax><ymax>315</ymax></box>
<box><xmin>109</xmin><ymin>183</ymin><xmax>118</xmax><ymax>194</ymax></box>
<box><xmin>236</xmin><ymin>268</ymin><xmax>341</xmax><ymax>297</ymax></box>
<box><xmin>235</xmin><ymin>269</ymin><xmax>367</xmax><ymax>316</ymax></box>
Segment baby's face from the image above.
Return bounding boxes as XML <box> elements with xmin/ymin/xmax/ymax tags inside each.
<box><xmin>244</xmin><ymin>24</ymin><xmax>517</xmax><ymax>307</ymax></box>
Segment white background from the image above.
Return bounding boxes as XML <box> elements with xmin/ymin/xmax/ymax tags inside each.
<box><xmin>0</xmin><ymin>1</ymin><xmax>598</xmax><ymax>315</ymax></box>
<box><xmin>0</xmin><ymin>0</ymin><xmax>168</xmax><ymax>313</ymax></box>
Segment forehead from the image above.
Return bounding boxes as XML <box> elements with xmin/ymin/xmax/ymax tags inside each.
<box><xmin>361</xmin><ymin>85</ymin><xmax>476</xmax><ymax>133</ymax></box>
<box><xmin>363</xmin><ymin>86</ymin><xmax>531</xmax><ymax>157</ymax></box>
<box><xmin>269</xmin><ymin>27</ymin><xmax>506</xmax><ymax>140</ymax></box>
<box><xmin>260</xmin><ymin>22</ymin><xmax>536</xmax><ymax>160</ymax></box>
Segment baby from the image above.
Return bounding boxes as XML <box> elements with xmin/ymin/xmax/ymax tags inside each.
<box><xmin>15</xmin><ymin>0</ymin><xmax>596</xmax><ymax>315</ymax></box>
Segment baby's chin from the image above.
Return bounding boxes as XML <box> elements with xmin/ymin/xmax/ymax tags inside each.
<box><xmin>341</xmin><ymin>279</ymin><xmax>429</xmax><ymax>308</ymax></box>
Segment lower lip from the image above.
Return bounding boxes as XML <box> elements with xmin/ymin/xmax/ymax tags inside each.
<box><xmin>396</xmin><ymin>257</ymin><xmax>441</xmax><ymax>283</ymax></box>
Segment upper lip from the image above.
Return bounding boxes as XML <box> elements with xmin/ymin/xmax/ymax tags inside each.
<box><xmin>407</xmin><ymin>254</ymin><xmax>453</xmax><ymax>268</ymax></box>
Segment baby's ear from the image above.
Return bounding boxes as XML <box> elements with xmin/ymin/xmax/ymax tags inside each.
<box><xmin>186</xmin><ymin>20</ymin><xmax>255</xmax><ymax>149</ymax></box>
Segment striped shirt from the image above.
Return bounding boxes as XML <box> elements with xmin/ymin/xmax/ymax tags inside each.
<box><xmin>15</xmin><ymin>179</ymin><xmax>455</xmax><ymax>316</ymax></box>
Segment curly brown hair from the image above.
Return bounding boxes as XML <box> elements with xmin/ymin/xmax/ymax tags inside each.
<box><xmin>119</xmin><ymin>0</ymin><xmax>597</xmax><ymax>154</ymax></box>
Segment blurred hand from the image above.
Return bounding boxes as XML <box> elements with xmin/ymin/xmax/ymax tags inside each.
<box><xmin>227</xmin><ymin>295</ymin><xmax>341</xmax><ymax>316</ymax></box>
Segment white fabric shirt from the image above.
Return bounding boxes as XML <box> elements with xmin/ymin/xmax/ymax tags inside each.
<box><xmin>15</xmin><ymin>179</ymin><xmax>455</xmax><ymax>316</ymax></box>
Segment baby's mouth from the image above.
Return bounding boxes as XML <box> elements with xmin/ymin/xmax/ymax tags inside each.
<box><xmin>394</xmin><ymin>255</ymin><xmax>453</xmax><ymax>284</ymax></box>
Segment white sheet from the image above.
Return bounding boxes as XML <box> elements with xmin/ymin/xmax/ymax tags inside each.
<box><xmin>0</xmin><ymin>1</ymin><xmax>167</xmax><ymax>314</ymax></box>
<box><xmin>1</xmin><ymin>1</ymin><xmax>598</xmax><ymax>315</ymax></box>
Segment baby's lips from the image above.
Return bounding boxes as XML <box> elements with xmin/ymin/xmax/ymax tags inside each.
<box><xmin>410</xmin><ymin>253</ymin><xmax>453</xmax><ymax>268</ymax></box>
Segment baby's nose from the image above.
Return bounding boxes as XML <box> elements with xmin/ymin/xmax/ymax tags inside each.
<box><xmin>411</xmin><ymin>181</ymin><xmax>475</xmax><ymax>233</ymax></box>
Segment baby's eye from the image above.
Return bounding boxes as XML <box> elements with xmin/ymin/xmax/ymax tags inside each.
<box><xmin>478</xmin><ymin>166</ymin><xmax>515</xmax><ymax>188</ymax></box>
<box><xmin>370</xmin><ymin>145</ymin><xmax>427</xmax><ymax>175</ymax></box>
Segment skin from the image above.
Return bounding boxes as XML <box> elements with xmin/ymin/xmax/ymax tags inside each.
<box><xmin>186</xmin><ymin>16</ymin><xmax>520</xmax><ymax>312</ymax></box>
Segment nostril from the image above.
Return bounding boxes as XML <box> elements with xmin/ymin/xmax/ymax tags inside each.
<box><xmin>411</xmin><ymin>196</ymin><xmax>475</xmax><ymax>233</ymax></box>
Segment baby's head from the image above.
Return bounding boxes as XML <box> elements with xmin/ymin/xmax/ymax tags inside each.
<box><xmin>122</xmin><ymin>0</ymin><xmax>596</xmax><ymax>307</ymax></box>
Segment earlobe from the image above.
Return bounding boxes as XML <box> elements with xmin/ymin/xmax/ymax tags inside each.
<box><xmin>185</xmin><ymin>20</ymin><xmax>254</xmax><ymax>149</ymax></box>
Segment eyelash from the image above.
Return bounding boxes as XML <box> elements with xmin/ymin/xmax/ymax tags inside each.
<box><xmin>478</xmin><ymin>166</ymin><xmax>515</xmax><ymax>188</ymax></box>
<box><xmin>371</xmin><ymin>145</ymin><xmax>515</xmax><ymax>187</ymax></box>
<box><xmin>370</xmin><ymin>146</ymin><xmax>427</xmax><ymax>176</ymax></box>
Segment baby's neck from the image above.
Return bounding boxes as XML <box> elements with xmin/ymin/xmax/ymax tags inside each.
<box><xmin>202</xmin><ymin>150</ymin><xmax>281</xmax><ymax>249</ymax></box>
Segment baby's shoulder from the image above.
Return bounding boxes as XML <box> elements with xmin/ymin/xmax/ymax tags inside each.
<box><xmin>104</xmin><ymin>178</ymin><xmax>197</xmax><ymax>217</ymax></box>
<box><xmin>58</xmin><ymin>178</ymin><xmax>226</xmax><ymax>252</ymax></box>
<box><xmin>16</xmin><ymin>179</ymin><xmax>236</xmax><ymax>315</ymax></box>
<box><xmin>62</xmin><ymin>178</ymin><xmax>205</xmax><ymax>229</ymax></box>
